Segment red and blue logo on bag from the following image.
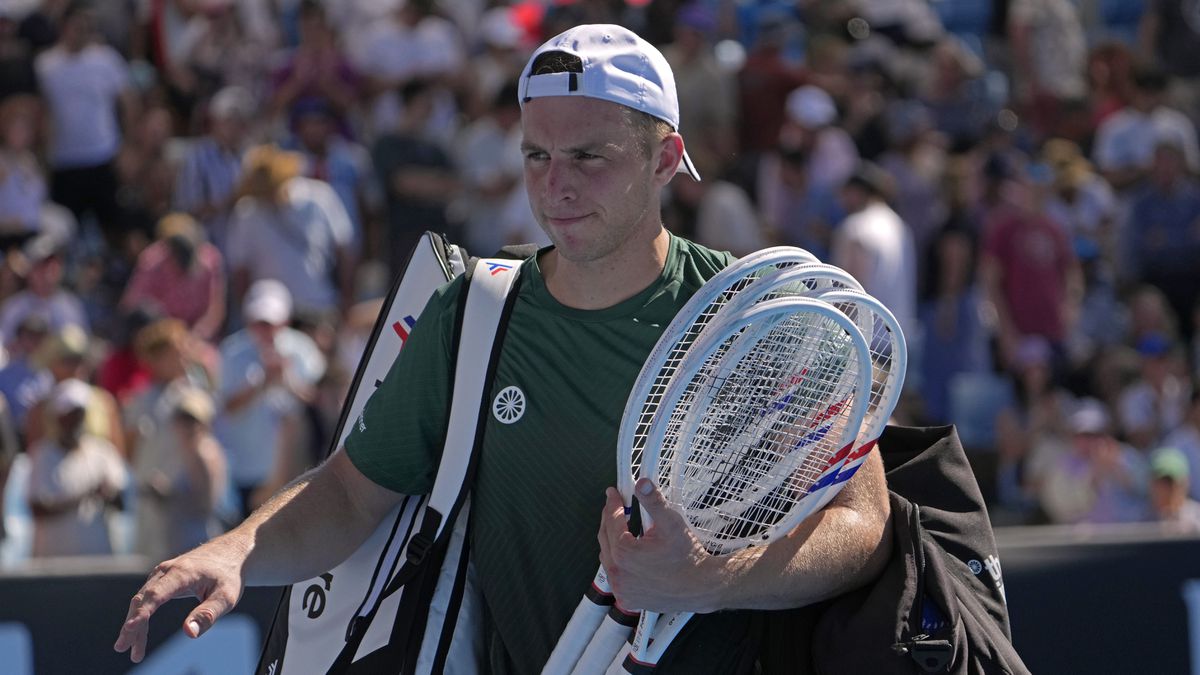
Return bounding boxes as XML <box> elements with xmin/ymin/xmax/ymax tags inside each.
<box><xmin>392</xmin><ymin>315</ymin><xmax>417</xmax><ymax>343</ymax></box>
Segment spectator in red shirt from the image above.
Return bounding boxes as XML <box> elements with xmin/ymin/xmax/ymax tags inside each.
<box><xmin>981</xmin><ymin>162</ymin><xmax>1084</xmax><ymax>368</ymax></box>
<box><xmin>119</xmin><ymin>213</ymin><xmax>226</xmax><ymax>342</ymax></box>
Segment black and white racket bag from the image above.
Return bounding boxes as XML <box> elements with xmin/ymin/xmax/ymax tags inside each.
<box><xmin>256</xmin><ymin>232</ymin><xmax>535</xmax><ymax>675</ymax></box>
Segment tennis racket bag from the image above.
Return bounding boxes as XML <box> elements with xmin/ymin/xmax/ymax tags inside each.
<box><xmin>255</xmin><ymin>232</ymin><xmax>535</xmax><ymax>675</ymax></box>
<box><xmin>807</xmin><ymin>425</ymin><xmax>1030</xmax><ymax>674</ymax></box>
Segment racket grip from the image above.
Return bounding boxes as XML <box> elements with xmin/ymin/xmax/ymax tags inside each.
<box><xmin>543</xmin><ymin>598</ymin><xmax>611</xmax><ymax>674</ymax></box>
<box><xmin>604</xmin><ymin>641</ymin><xmax>634</xmax><ymax>675</ymax></box>
<box><xmin>571</xmin><ymin>611</ymin><xmax>635</xmax><ymax>675</ymax></box>
<box><xmin>631</xmin><ymin>610</ymin><xmax>659</xmax><ymax>661</ymax></box>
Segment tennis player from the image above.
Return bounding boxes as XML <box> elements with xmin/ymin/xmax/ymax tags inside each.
<box><xmin>115</xmin><ymin>24</ymin><xmax>892</xmax><ymax>673</ymax></box>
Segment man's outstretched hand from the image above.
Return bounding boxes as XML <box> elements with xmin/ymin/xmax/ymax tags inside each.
<box><xmin>113</xmin><ymin>540</ymin><xmax>246</xmax><ymax>663</ymax></box>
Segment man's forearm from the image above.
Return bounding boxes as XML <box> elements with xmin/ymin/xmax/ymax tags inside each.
<box><xmin>218</xmin><ymin>451</ymin><xmax>399</xmax><ymax>587</ymax></box>
<box><xmin>699</xmin><ymin>451</ymin><xmax>892</xmax><ymax>611</ymax></box>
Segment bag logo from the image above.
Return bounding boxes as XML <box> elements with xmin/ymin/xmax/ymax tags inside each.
<box><xmin>493</xmin><ymin>386</ymin><xmax>526</xmax><ymax>424</ymax></box>
<box><xmin>392</xmin><ymin>315</ymin><xmax>417</xmax><ymax>343</ymax></box>
<box><xmin>486</xmin><ymin>261</ymin><xmax>514</xmax><ymax>276</ymax></box>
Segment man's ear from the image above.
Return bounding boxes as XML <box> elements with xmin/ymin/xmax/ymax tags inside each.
<box><xmin>653</xmin><ymin>133</ymin><xmax>685</xmax><ymax>185</ymax></box>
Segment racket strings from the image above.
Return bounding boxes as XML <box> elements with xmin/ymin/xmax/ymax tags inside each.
<box><xmin>824</xmin><ymin>301</ymin><xmax>901</xmax><ymax>439</ymax></box>
<box><xmin>656</xmin><ymin>314</ymin><xmax>866</xmax><ymax>554</ymax></box>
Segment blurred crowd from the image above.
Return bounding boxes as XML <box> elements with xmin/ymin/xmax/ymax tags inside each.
<box><xmin>2</xmin><ymin>0</ymin><xmax>1200</xmax><ymax>567</ymax></box>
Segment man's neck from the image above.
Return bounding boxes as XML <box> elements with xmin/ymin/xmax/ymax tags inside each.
<box><xmin>540</xmin><ymin>227</ymin><xmax>671</xmax><ymax>310</ymax></box>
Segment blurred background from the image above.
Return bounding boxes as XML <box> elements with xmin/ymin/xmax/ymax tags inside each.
<box><xmin>0</xmin><ymin>0</ymin><xmax>1199</xmax><ymax>672</ymax></box>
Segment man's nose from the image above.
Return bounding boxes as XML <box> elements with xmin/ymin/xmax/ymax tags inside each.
<box><xmin>546</xmin><ymin>158</ymin><xmax>576</xmax><ymax>201</ymax></box>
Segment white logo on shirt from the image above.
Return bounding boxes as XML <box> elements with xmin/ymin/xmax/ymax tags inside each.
<box><xmin>493</xmin><ymin>386</ymin><xmax>526</xmax><ymax>424</ymax></box>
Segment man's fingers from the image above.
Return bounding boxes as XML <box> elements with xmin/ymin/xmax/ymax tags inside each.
<box><xmin>184</xmin><ymin>590</ymin><xmax>235</xmax><ymax>638</ymax></box>
<box><xmin>114</xmin><ymin>564</ymin><xmax>192</xmax><ymax>661</ymax></box>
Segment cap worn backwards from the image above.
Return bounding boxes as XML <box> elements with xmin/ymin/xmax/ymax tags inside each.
<box><xmin>518</xmin><ymin>23</ymin><xmax>700</xmax><ymax>181</ymax></box>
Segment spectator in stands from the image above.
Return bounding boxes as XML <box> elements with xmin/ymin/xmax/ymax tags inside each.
<box><xmin>113</xmin><ymin>103</ymin><xmax>176</xmax><ymax>244</ymax></box>
<box><xmin>1042</xmin><ymin>138</ymin><xmax>1117</xmax><ymax>265</ymax></box>
<box><xmin>95</xmin><ymin>307</ymin><xmax>157</xmax><ymax>405</ymax></box>
<box><xmin>663</xmin><ymin>3</ymin><xmax>737</xmax><ymax>177</ymax></box>
<box><xmin>759</xmin><ymin>144</ymin><xmax>843</xmax><ymax>260</ymax></box>
<box><xmin>172</xmin><ymin>85</ymin><xmax>254</xmax><ymax>255</ymax></box>
<box><xmin>877</xmin><ymin>99</ymin><xmax>946</xmax><ymax>262</ymax></box>
<box><xmin>831</xmin><ymin>162</ymin><xmax>918</xmax><ymax>341</ymax></box>
<box><xmin>349</xmin><ymin>0</ymin><xmax>465</xmax><ymax>138</ymax></box>
<box><xmin>1163</xmin><ymin>391</ymin><xmax>1200</xmax><ymax>502</ymax></box>
<box><xmin>0</xmin><ymin>234</ymin><xmax>88</xmax><ymax>346</ymax></box>
<box><xmin>215</xmin><ymin>280</ymin><xmax>324</xmax><ymax>520</ymax></box>
<box><xmin>1007</xmin><ymin>0</ymin><xmax>1088</xmax><ymax>140</ymax></box>
<box><xmin>1146</xmin><ymin>446</ymin><xmax>1200</xmax><ymax>533</ymax></box>
<box><xmin>0</xmin><ymin>99</ymin><xmax>46</xmax><ymax>250</ymax></box>
<box><xmin>980</xmin><ymin>162</ymin><xmax>1082</xmax><ymax>367</ymax></box>
<box><xmin>0</xmin><ymin>391</ymin><xmax>15</xmax><ymax>543</ymax></box>
<box><xmin>670</xmin><ymin>154</ymin><xmax>767</xmax><ymax>257</ymax></box>
<box><xmin>1138</xmin><ymin>0</ymin><xmax>1200</xmax><ymax>124</ymax></box>
<box><xmin>34</xmin><ymin>1</ymin><xmax>138</xmax><ymax>253</ymax></box>
<box><xmin>1117</xmin><ymin>334</ymin><xmax>1191</xmax><ymax>452</ymax></box>
<box><xmin>269</xmin><ymin>0</ymin><xmax>359</xmax><ymax>127</ymax></box>
<box><xmin>226</xmin><ymin>145</ymin><xmax>355</xmax><ymax>321</ymax></box>
<box><xmin>736</xmin><ymin>14</ymin><xmax>807</xmax><ymax>158</ymax></box>
<box><xmin>919</xmin><ymin>36</ymin><xmax>994</xmax><ymax>148</ymax></box>
<box><xmin>1093</xmin><ymin>65</ymin><xmax>1200</xmax><ymax>192</ymax></box>
<box><xmin>1128</xmin><ymin>141</ymin><xmax>1200</xmax><ymax>338</ymax></box>
<box><xmin>120</xmin><ymin>213</ymin><xmax>226</xmax><ymax>342</ymax></box>
<box><xmin>285</xmin><ymin>97</ymin><xmax>376</xmax><ymax>256</ymax></box>
<box><xmin>1040</xmin><ymin>398</ymin><xmax>1148</xmax><ymax>525</ymax></box>
<box><xmin>454</xmin><ymin>81</ymin><xmax>524</xmax><ymax>257</ymax></box>
<box><xmin>0</xmin><ymin>315</ymin><xmax>51</xmax><ymax>434</ymax></box>
<box><xmin>372</xmin><ymin>80</ymin><xmax>459</xmax><ymax>274</ymax></box>
<box><xmin>126</xmin><ymin>318</ymin><xmax>216</xmax><ymax>562</ymax></box>
<box><xmin>25</xmin><ymin>325</ymin><xmax>125</xmax><ymax>459</ymax></box>
<box><xmin>777</xmin><ymin>85</ymin><xmax>859</xmax><ymax>193</ymax></box>
<box><xmin>161</xmin><ymin>387</ymin><xmax>227</xmax><ymax>556</ymax></box>
<box><xmin>918</xmin><ymin>224</ymin><xmax>991</xmax><ymax>424</ymax></box>
<box><xmin>0</xmin><ymin>5</ymin><xmax>38</xmax><ymax>108</ymax></box>
<box><xmin>27</xmin><ymin>378</ymin><xmax>127</xmax><ymax>557</ymax></box>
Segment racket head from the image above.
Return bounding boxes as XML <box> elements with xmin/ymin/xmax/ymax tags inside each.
<box><xmin>707</xmin><ymin>262</ymin><xmax>864</xmax><ymax>327</ymax></box>
<box><xmin>615</xmin><ymin>247</ymin><xmax>818</xmax><ymax>502</ymax></box>
<box><xmin>639</xmin><ymin>297</ymin><xmax>873</xmax><ymax>554</ymax></box>
<box><xmin>812</xmin><ymin>289</ymin><xmax>907</xmax><ymax>479</ymax></box>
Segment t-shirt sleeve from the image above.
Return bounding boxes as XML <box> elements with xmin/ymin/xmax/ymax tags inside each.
<box><xmin>344</xmin><ymin>276</ymin><xmax>462</xmax><ymax>495</ymax></box>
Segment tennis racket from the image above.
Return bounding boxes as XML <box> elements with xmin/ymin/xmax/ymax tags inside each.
<box><xmin>542</xmin><ymin>247</ymin><xmax>818</xmax><ymax>675</ymax></box>
<box><xmin>612</xmin><ymin>296</ymin><xmax>873</xmax><ymax>672</ymax></box>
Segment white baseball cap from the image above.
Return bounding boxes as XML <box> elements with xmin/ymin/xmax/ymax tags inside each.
<box><xmin>519</xmin><ymin>24</ymin><xmax>700</xmax><ymax>181</ymax></box>
<box><xmin>786</xmin><ymin>85</ymin><xmax>837</xmax><ymax>128</ymax></box>
<box><xmin>50</xmin><ymin>378</ymin><xmax>91</xmax><ymax>416</ymax></box>
<box><xmin>243</xmin><ymin>279</ymin><xmax>292</xmax><ymax>325</ymax></box>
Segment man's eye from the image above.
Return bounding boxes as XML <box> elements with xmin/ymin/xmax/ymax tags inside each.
<box><xmin>524</xmin><ymin>150</ymin><xmax>548</xmax><ymax>161</ymax></box>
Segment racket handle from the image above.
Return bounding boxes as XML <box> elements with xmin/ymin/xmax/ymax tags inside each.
<box><xmin>645</xmin><ymin>611</ymin><xmax>694</xmax><ymax>663</ymax></box>
<box><xmin>543</xmin><ymin>593</ymin><xmax>611</xmax><ymax>674</ymax></box>
<box><xmin>631</xmin><ymin>610</ymin><xmax>660</xmax><ymax>661</ymax></box>
<box><xmin>604</xmin><ymin>640</ymin><xmax>634</xmax><ymax>675</ymax></box>
<box><xmin>571</xmin><ymin>612</ymin><xmax>634</xmax><ymax>675</ymax></box>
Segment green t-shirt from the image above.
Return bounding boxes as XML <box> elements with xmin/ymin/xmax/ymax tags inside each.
<box><xmin>347</xmin><ymin>234</ymin><xmax>764</xmax><ymax>673</ymax></box>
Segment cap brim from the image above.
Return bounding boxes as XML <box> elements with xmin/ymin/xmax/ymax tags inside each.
<box><xmin>677</xmin><ymin>149</ymin><xmax>701</xmax><ymax>181</ymax></box>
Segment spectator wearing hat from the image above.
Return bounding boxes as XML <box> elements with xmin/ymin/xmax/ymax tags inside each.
<box><xmin>215</xmin><ymin>279</ymin><xmax>324</xmax><ymax>520</ymax></box>
<box><xmin>1041</xmin><ymin>138</ymin><xmax>1117</xmax><ymax>272</ymax></box>
<box><xmin>776</xmin><ymin>84</ymin><xmax>859</xmax><ymax>193</ymax></box>
<box><xmin>1040</xmin><ymin>398</ymin><xmax>1148</xmax><ymax>525</ymax></box>
<box><xmin>1127</xmin><ymin>140</ymin><xmax>1200</xmax><ymax>339</ymax></box>
<box><xmin>0</xmin><ymin>234</ymin><xmax>88</xmax><ymax>347</ymax></box>
<box><xmin>125</xmin><ymin>318</ymin><xmax>216</xmax><ymax>562</ymax></box>
<box><xmin>1117</xmin><ymin>333</ymin><xmax>1191</xmax><ymax>452</ymax></box>
<box><xmin>26</xmin><ymin>378</ymin><xmax>127</xmax><ymax>557</ymax></box>
<box><xmin>34</xmin><ymin>1</ymin><xmax>139</xmax><ymax>254</ymax></box>
<box><xmin>464</xmin><ymin>7</ymin><xmax>527</xmax><ymax>120</ymax></box>
<box><xmin>1162</xmin><ymin>391</ymin><xmax>1200</xmax><ymax>503</ymax></box>
<box><xmin>24</xmin><ymin>325</ymin><xmax>125</xmax><ymax>459</ymax></box>
<box><xmin>119</xmin><ymin>213</ymin><xmax>226</xmax><ymax>342</ymax></box>
<box><xmin>736</xmin><ymin>14</ymin><xmax>807</xmax><ymax>156</ymax></box>
<box><xmin>162</xmin><ymin>387</ymin><xmax>227</xmax><ymax>556</ymax></box>
<box><xmin>226</xmin><ymin>144</ymin><xmax>355</xmax><ymax>321</ymax></box>
<box><xmin>1146</xmin><ymin>447</ymin><xmax>1200</xmax><ymax>533</ymax></box>
<box><xmin>831</xmin><ymin>162</ymin><xmax>918</xmax><ymax>340</ymax></box>
<box><xmin>172</xmin><ymin>85</ymin><xmax>255</xmax><ymax>256</ymax></box>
